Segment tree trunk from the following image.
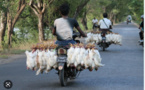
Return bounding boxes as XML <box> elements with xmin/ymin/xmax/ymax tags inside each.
<box><xmin>81</xmin><ymin>10</ymin><xmax>88</xmax><ymax>30</ymax></box>
<box><xmin>113</xmin><ymin>15</ymin><xmax>116</xmax><ymax>24</ymax></box>
<box><xmin>7</xmin><ymin>13</ymin><xmax>13</xmax><ymax>47</ymax></box>
<box><xmin>6</xmin><ymin>0</ymin><xmax>26</xmax><ymax>47</ymax></box>
<box><xmin>38</xmin><ymin>14</ymin><xmax>44</xmax><ymax>42</ymax></box>
<box><xmin>29</xmin><ymin>0</ymin><xmax>47</xmax><ymax>42</ymax></box>
<box><xmin>109</xmin><ymin>13</ymin><xmax>114</xmax><ymax>25</ymax></box>
<box><xmin>0</xmin><ymin>12</ymin><xmax>7</xmax><ymax>48</ymax></box>
<box><xmin>73</xmin><ymin>0</ymin><xmax>90</xmax><ymax>19</ymax></box>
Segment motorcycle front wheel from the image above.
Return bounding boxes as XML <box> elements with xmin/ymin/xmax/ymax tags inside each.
<box><xmin>59</xmin><ymin>68</ymin><xmax>68</xmax><ymax>86</ymax></box>
<box><xmin>102</xmin><ymin>43</ymin><xmax>106</xmax><ymax>51</ymax></box>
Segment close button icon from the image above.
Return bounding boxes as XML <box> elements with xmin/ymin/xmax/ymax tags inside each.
<box><xmin>4</xmin><ymin>80</ymin><xmax>13</xmax><ymax>89</ymax></box>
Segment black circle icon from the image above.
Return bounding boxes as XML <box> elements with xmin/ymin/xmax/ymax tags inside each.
<box><xmin>4</xmin><ymin>80</ymin><xmax>13</xmax><ymax>89</ymax></box>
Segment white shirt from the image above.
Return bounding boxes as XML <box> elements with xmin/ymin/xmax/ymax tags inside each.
<box><xmin>54</xmin><ymin>18</ymin><xmax>79</xmax><ymax>40</ymax></box>
<box><xmin>92</xmin><ymin>19</ymin><xmax>98</xmax><ymax>24</ymax></box>
<box><xmin>54</xmin><ymin>18</ymin><xmax>72</xmax><ymax>40</ymax></box>
<box><xmin>98</xmin><ymin>18</ymin><xmax>112</xmax><ymax>29</ymax></box>
<box><xmin>127</xmin><ymin>15</ymin><xmax>132</xmax><ymax>20</ymax></box>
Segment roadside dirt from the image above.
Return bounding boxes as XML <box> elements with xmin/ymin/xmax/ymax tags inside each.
<box><xmin>0</xmin><ymin>54</ymin><xmax>26</xmax><ymax>65</ymax></box>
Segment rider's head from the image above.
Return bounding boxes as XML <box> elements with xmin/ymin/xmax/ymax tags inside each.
<box><xmin>59</xmin><ymin>3</ymin><xmax>70</xmax><ymax>16</ymax></box>
<box><xmin>103</xmin><ymin>13</ymin><xmax>108</xmax><ymax>18</ymax></box>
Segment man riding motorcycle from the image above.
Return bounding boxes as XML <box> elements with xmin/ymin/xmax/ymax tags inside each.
<box><xmin>98</xmin><ymin>13</ymin><xmax>112</xmax><ymax>49</ymax></box>
<box><xmin>127</xmin><ymin>15</ymin><xmax>132</xmax><ymax>24</ymax></box>
<box><xmin>52</xmin><ymin>4</ymin><xmax>86</xmax><ymax>46</ymax></box>
<box><xmin>52</xmin><ymin>4</ymin><xmax>87</xmax><ymax>86</ymax></box>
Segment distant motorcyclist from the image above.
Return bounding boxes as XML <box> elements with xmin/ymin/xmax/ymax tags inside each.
<box><xmin>139</xmin><ymin>15</ymin><xmax>144</xmax><ymax>44</ymax></box>
<box><xmin>127</xmin><ymin>15</ymin><xmax>132</xmax><ymax>24</ymax></box>
<box><xmin>92</xmin><ymin>17</ymin><xmax>98</xmax><ymax>31</ymax></box>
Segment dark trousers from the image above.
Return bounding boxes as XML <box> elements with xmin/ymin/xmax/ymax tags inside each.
<box><xmin>99</xmin><ymin>29</ymin><xmax>111</xmax><ymax>37</ymax></box>
<box><xmin>55</xmin><ymin>40</ymin><xmax>76</xmax><ymax>46</ymax></box>
<box><xmin>139</xmin><ymin>31</ymin><xmax>144</xmax><ymax>40</ymax></box>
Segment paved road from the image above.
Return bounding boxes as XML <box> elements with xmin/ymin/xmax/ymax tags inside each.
<box><xmin>0</xmin><ymin>22</ymin><xmax>143</xmax><ymax>90</ymax></box>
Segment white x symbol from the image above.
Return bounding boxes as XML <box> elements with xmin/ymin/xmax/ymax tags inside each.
<box><xmin>6</xmin><ymin>82</ymin><xmax>11</xmax><ymax>87</ymax></box>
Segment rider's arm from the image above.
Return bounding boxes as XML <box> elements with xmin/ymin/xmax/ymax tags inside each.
<box><xmin>109</xmin><ymin>25</ymin><xmax>112</xmax><ymax>29</ymax></box>
<box><xmin>76</xmin><ymin>26</ymin><xmax>87</xmax><ymax>37</ymax></box>
<box><xmin>109</xmin><ymin>20</ymin><xmax>112</xmax><ymax>29</ymax></box>
<box><xmin>74</xmin><ymin>19</ymin><xmax>87</xmax><ymax>37</ymax></box>
<box><xmin>52</xmin><ymin>20</ymin><xmax>57</xmax><ymax>35</ymax></box>
<box><xmin>98</xmin><ymin>20</ymin><xmax>101</xmax><ymax>29</ymax></box>
<box><xmin>52</xmin><ymin>27</ymin><xmax>56</xmax><ymax>35</ymax></box>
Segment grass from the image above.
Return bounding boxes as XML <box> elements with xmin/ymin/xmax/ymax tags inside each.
<box><xmin>0</xmin><ymin>49</ymin><xmax>26</xmax><ymax>54</ymax></box>
<box><xmin>0</xmin><ymin>49</ymin><xmax>26</xmax><ymax>59</ymax></box>
<box><xmin>0</xmin><ymin>38</ymin><xmax>57</xmax><ymax>59</ymax></box>
<box><xmin>9</xmin><ymin>49</ymin><xmax>26</xmax><ymax>54</ymax></box>
<box><xmin>0</xmin><ymin>55</ymin><xmax>9</xmax><ymax>59</ymax></box>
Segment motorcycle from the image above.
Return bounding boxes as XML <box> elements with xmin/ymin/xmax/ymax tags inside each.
<box><xmin>98</xmin><ymin>31</ymin><xmax>111</xmax><ymax>51</ymax></box>
<box><xmin>127</xmin><ymin>19</ymin><xmax>131</xmax><ymax>24</ymax></box>
<box><xmin>56</xmin><ymin>31</ymin><xmax>81</xmax><ymax>86</ymax></box>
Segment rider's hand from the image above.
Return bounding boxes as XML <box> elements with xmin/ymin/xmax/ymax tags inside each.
<box><xmin>81</xmin><ymin>33</ymin><xmax>87</xmax><ymax>37</ymax></box>
<box><xmin>83</xmin><ymin>34</ymin><xmax>87</xmax><ymax>37</ymax></box>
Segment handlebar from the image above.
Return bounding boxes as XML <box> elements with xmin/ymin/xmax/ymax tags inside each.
<box><xmin>73</xmin><ymin>31</ymin><xmax>81</xmax><ymax>40</ymax></box>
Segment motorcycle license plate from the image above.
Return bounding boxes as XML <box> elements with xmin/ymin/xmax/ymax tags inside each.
<box><xmin>57</xmin><ymin>56</ymin><xmax>67</xmax><ymax>62</ymax></box>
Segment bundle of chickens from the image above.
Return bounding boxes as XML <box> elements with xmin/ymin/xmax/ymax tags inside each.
<box><xmin>105</xmin><ymin>32</ymin><xmax>122</xmax><ymax>45</ymax></box>
<box><xmin>85</xmin><ymin>31</ymin><xmax>102</xmax><ymax>43</ymax></box>
<box><xmin>25</xmin><ymin>43</ymin><xmax>104</xmax><ymax>75</ymax></box>
<box><xmin>86</xmin><ymin>31</ymin><xmax>122</xmax><ymax>45</ymax></box>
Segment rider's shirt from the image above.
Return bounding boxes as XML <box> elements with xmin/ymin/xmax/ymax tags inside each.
<box><xmin>127</xmin><ymin>15</ymin><xmax>132</xmax><ymax>21</ymax></box>
<box><xmin>54</xmin><ymin>17</ymin><xmax>79</xmax><ymax>41</ymax></box>
<box><xmin>98</xmin><ymin>18</ymin><xmax>112</xmax><ymax>29</ymax></box>
<box><xmin>92</xmin><ymin>19</ymin><xmax>98</xmax><ymax>24</ymax></box>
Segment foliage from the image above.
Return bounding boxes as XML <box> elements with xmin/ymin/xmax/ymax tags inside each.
<box><xmin>0</xmin><ymin>0</ymin><xmax>143</xmax><ymax>50</ymax></box>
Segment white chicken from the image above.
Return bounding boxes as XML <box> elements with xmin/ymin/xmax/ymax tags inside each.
<box><xmin>93</xmin><ymin>49</ymin><xmax>104</xmax><ymax>70</ymax></box>
<box><xmin>36</xmin><ymin>50</ymin><xmax>46</xmax><ymax>75</ymax></box>
<box><xmin>86</xmin><ymin>33</ymin><xmax>102</xmax><ymax>44</ymax></box>
<box><xmin>67</xmin><ymin>45</ymin><xmax>75</xmax><ymax>66</ymax></box>
<box><xmin>86</xmin><ymin>33</ymin><xmax>94</xmax><ymax>43</ymax></box>
<box><xmin>76</xmin><ymin>47</ymin><xmax>86</xmax><ymax>66</ymax></box>
<box><xmin>84</xmin><ymin>49</ymin><xmax>94</xmax><ymax>69</ymax></box>
<box><xmin>93</xmin><ymin>34</ymin><xmax>102</xmax><ymax>44</ymax></box>
<box><xmin>98</xmin><ymin>34</ymin><xmax>102</xmax><ymax>43</ymax></box>
<box><xmin>68</xmin><ymin>45</ymin><xmax>80</xmax><ymax>67</ymax></box>
<box><xmin>115</xmin><ymin>34</ymin><xmax>122</xmax><ymax>45</ymax></box>
<box><xmin>106</xmin><ymin>33</ymin><xmax>122</xmax><ymax>45</ymax></box>
<box><xmin>49</xmin><ymin>49</ymin><xmax>57</xmax><ymax>69</ymax></box>
<box><xmin>106</xmin><ymin>34</ymin><xmax>111</xmax><ymax>42</ymax></box>
<box><xmin>25</xmin><ymin>50</ymin><xmax>38</xmax><ymax>70</ymax></box>
<box><xmin>43</xmin><ymin>49</ymin><xmax>51</xmax><ymax>73</ymax></box>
